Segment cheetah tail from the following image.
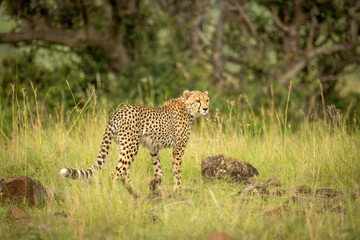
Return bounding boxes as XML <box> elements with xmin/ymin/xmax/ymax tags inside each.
<box><xmin>59</xmin><ymin>123</ymin><xmax>113</xmax><ymax>180</ymax></box>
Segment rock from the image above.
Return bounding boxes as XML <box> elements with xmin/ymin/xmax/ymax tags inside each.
<box><xmin>289</xmin><ymin>185</ymin><xmax>312</xmax><ymax>195</ymax></box>
<box><xmin>238</xmin><ymin>184</ymin><xmax>269</xmax><ymax>196</ymax></box>
<box><xmin>9</xmin><ymin>205</ymin><xmax>30</xmax><ymax>220</ymax></box>
<box><xmin>319</xmin><ymin>204</ymin><xmax>344</xmax><ymax>213</ymax></box>
<box><xmin>270</xmin><ymin>188</ymin><xmax>286</xmax><ymax>196</ymax></box>
<box><xmin>205</xmin><ymin>232</ymin><xmax>237</xmax><ymax>240</ymax></box>
<box><xmin>0</xmin><ymin>176</ymin><xmax>46</xmax><ymax>206</ymax></box>
<box><xmin>291</xmin><ymin>194</ymin><xmax>314</xmax><ymax>203</ymax></box>
<box><xmin>201</xmin><ymin>155</ymin><xmax>259</xmax><ymax>184</ymax></box>
<box><xmin>262</xmin><ymin>178</ymin><xmax>281</xmax><ymax>188</ymax></box>
<box><xmin>315</xmin><ymin>189</ymin><xmax>344</xmax><ymax>198</ymax></box>
<box><xmin>290</xmin><ymin>193</ymin><xmax>335</xmax><ymax>204</ymax></box>
<box><xmin>54</xmin><ymin>211</ymin><xmax>68</xmax><ymax>218</ymax></box>
<box><xmin>8</xmin><ymin>205</ymin><xmax>34</xmax><ymax>228</ymax></box>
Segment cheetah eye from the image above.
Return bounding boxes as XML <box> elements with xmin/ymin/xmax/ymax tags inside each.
<box><xmin>196</xmin><ymin>100</ymin><xmax>201</xmax><ymax>103</ymax></box>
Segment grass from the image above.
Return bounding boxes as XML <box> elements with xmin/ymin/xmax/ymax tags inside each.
<box><xmin>0</xmin><ymin>88</ymin><xmax>359</xmax><ymax>240</ymax></box>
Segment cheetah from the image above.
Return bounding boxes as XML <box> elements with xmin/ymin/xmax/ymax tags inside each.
<box><xmin>60</xmin><ymin>90</ymin><xmax>210</xmax><ymax>197</ymax></box>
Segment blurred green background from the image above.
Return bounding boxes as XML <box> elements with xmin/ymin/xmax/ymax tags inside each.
<box><xmin>0</xmin><ymin>0</ymin><xmax>359</xmax><ymax>128</ymax></box>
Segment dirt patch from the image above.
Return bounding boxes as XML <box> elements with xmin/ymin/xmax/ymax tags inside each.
<box><xmin>205</xmin><ymin>232</ymin><xmax>237</xmax><ymax>240</ymax></box>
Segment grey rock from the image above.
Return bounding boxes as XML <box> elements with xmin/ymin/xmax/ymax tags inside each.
<box><xmin>315</xmin><ymin>188</ymin><xmax>344</xmax><ymax>198</ymax></box>
<box><xmin>0</xmin><ymin>176</ymin><xmax>46</xmax><ymax>206</ymax></box>
<box><xmin>201</xmin><ymin>154</ymin><xmax>259</xmax><ymax>184</ymax></box>
<box><xmin>289</xmin><ymin>185</ymin><xmax>312</xmax><ymax>195</ymax></box>
<box><xmin>238</xmin><ymin>184</ymin><xmax>269</xmax><ymax>196</ymax></box>
<box><xmin>262</xmin><ymin>178</ymin><xmax>281</xmax><ymax>188</ymax></box>
<box><xmin>54</xmin><ymin>211</ymin><xmax>68</xmax><ymax>218</ymax></box>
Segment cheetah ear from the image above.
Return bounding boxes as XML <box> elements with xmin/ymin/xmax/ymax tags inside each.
<box><xmin>204</xmin><ymin>91</ymin><xmax>208</xmax><ymax>95</ymax></box>
<box><xmin>183</xmin><ymin>90</ymin><xmax>191</xmax><ymax>99</ymax></box>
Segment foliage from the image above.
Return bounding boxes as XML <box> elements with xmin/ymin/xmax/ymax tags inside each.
<box><xmin>0</xmin><ymin>0</ymin><xmax>360</xmax><ymax>119</ymax></box>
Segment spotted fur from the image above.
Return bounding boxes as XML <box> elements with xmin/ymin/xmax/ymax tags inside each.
<box><xmin>60</xmin><ymin>90</ymin><xmax>210</xmax><ymax>197</ymax></box>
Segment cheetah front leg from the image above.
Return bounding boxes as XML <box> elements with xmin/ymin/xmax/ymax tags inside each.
<box><xmin>149</xmin><ymin>151</ymin><xmax>163</xmax><ymax>191</ymax></box>
<box><xmin>172</xmin><ymin>144</ymin><xmax>186</xmax><ymax>191</ymax></box>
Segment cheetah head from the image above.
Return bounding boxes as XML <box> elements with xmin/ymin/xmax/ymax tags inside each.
<box><xmin>182</xmin><ymin>90</ymin><xmax>210</xmax><ymax>117</ymax></box>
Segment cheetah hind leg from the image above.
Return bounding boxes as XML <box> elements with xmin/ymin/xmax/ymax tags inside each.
<box><xmin>149</xmin><ymin>152</ymin><xmax>163</xmax><ymax>191</ymax></box>
<box><xmin>111</xmin><ymin>168</ymin><xmax>140</xmax><ymax>198</ymax></box>
<box><xmin>111</xmin><ymin>144</ymin><xmax>140</xmax><ymax>198</ymax></box>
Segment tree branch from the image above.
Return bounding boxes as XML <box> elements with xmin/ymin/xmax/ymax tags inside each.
<box><xmin>212</xmin><ymin>0</ymin><xmax>225</xmax><ymax>88</ymax></box>
<box><xmin>155</xmin><ymin>0</ymin><xmax>175</xmax><ymax>15</ymax></box>
<box><xmin>306</xmin><ymin>7</ymin><xmax>317</xmax><ymax>51</ymax></box>
<box><xmin>225</xmin><ymin>1</ymin><xmax>258</xmax><ymax>38</ymax></box>
<box><xmin>293</xmin><ymin>0</ymin><xmax>305</xmax><ymax>29</ymax></box>
<box><xmin>0</xmin><ymin>28</ymin><xmax>90</xmax><ymax>47</ymax></box>
<box><xmin>279</xmin><ymin>42</ymin><xmax>360</xmax><ymax>83</ymax></box>
<box><xmin>108</xmin><ymin>0</ymin><xmax>123</xmax><ymax>36</ymax></box>
<box><xmin>79</xmin><ymin>0</ymin><xmax>89</xmax><ymax>37</ymax></box>
<box><xmin>225</xmin><ymin>55</ymin><xmax>261</xmax><ymax>72</ymax></box>
<box><xmin>348</xmin><ymin>0</ymin><xmax>360</xmax><ymax>43</ymax></box>
<box><xmin>0</xmin><ymin>19</ymin><xmax>131</xmax><ymax>72</ymax></box>
<box><xmin>269</xmin><ymin>5</ymin><xmax>290</xmax><ymax>32</ymax></box>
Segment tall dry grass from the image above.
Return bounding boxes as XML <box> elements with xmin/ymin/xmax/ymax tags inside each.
<box><xmin>0</xmin><ymin>86</ymin><xmax>359</xmax><ymax>239</ymax></box>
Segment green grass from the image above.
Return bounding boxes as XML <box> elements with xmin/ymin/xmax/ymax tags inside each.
<box><xmin>0</xmin><ymin>89</ymin><xmax>359</xmax><ymax>240</ymax></box>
